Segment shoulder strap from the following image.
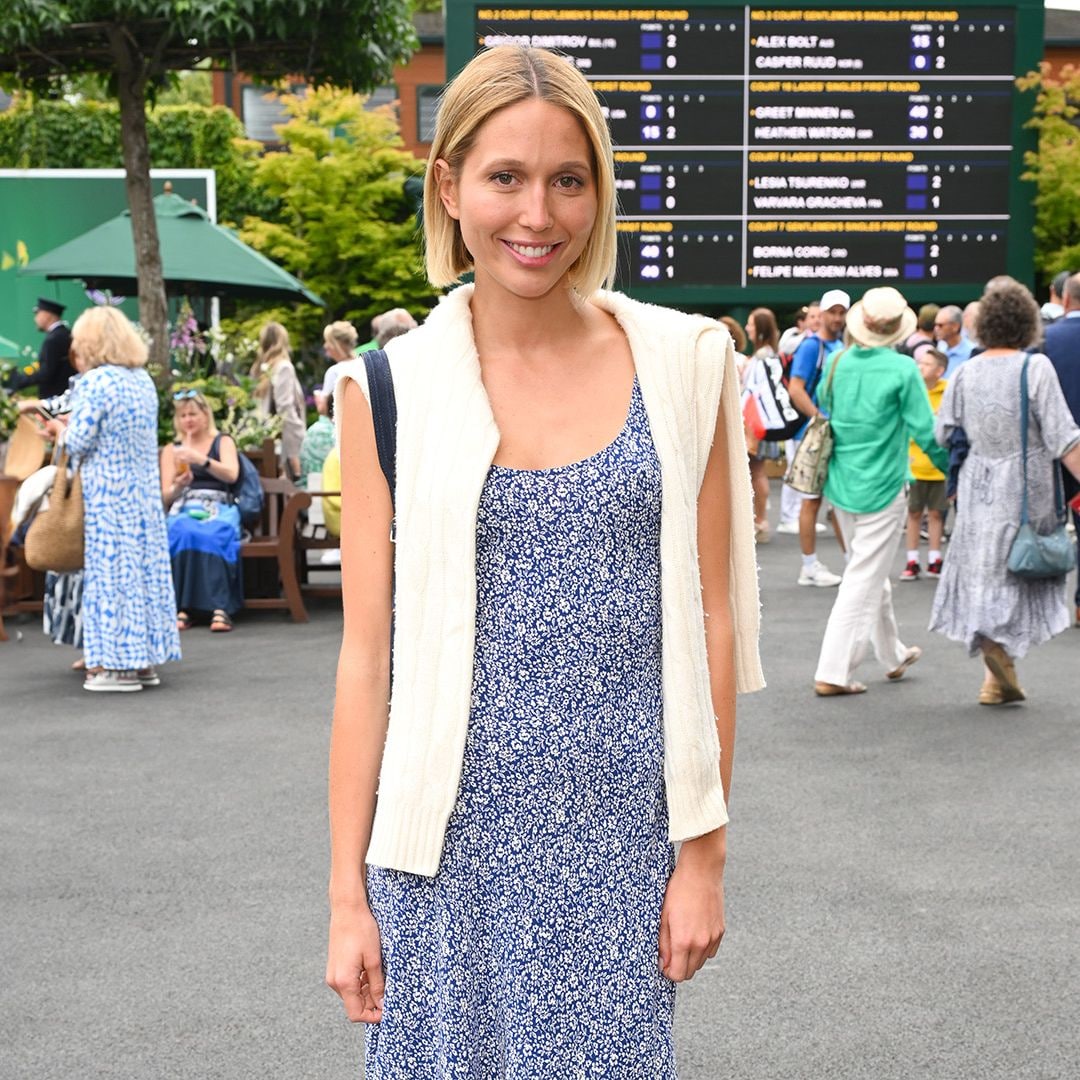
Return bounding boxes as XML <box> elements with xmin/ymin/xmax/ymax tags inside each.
<box><xmin>805</xmin><ymin>336</ymin><xmax>828</xmax><ymax>396</ymax></box>
<box><xmin>818</xmin><ymin>345</ymin><xmax>848</xmax><ymax>414</ymax></box>
<box><xmin>1018</xmin><ymin>354</ymin><xmax>1067</xmax><ymax>526</ymax></box>
<box><xmin>1018</xmin><ymin>355</ymin><xmax>1031</xmax><ymax>526</ymax></box>
<box><xmin>363</xmin><ymin>348</ymin><xmax>397</xmax><ymax>511</ymax></box>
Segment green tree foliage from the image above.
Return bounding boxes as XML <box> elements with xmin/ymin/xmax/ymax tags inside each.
<box><xmin>1017</xmin><ymin>64</ymin><xmax>1080</xmax><ymax>282</ymax></box>
<box><xmin>238</xmin><ymin>86</ymin><xmax>436</xmax><ymax>344</ymax></box>
<box><xmin>0</xmin><ymin>1</ymin><xmax>418</xmax><ymax>369</ymax></box>
<box><xmin>155</xmin><ymin>70</ymin><xmax>213</xmax><ymax>108</ymax></box>
<box><xmin>0</xmin><ymin>95</ymin><xmax>272</xmax><ymax>225</ymax></box>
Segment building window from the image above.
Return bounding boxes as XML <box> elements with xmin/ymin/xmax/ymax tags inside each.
<box><xmin>417</xmin><ymin>85</ymin><xmax>443</xmax><ymax>144</ymax></box>
<box><xmin>241</xmin><ymin>85</ymin><xmax>291</xmax><ymax>142</ymax></box>
<box><xmin>364</xmin><ymin>85</ymin><xmax>399</xmax><ymax>119</ymax></box>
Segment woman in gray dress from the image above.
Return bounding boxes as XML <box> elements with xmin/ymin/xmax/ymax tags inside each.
<box><xmin>930</xmin><ymin>279</ymin><xmax>1080</xmax><ymax>704</ymax></box>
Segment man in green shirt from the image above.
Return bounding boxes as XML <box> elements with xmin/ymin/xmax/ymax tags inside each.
<box><xmin>813</xmin><ymin>286</ymin><xmax>949</xmax><ymax>697</ymax></box>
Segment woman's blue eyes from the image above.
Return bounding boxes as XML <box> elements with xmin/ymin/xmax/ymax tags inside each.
<box><xmin>489</xmin><ymin>172</ymin><xmax>585</xmax><ymax>189</ymax></box>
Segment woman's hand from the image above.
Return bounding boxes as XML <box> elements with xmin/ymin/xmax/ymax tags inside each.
<box><xmin>173</xmin><ymin>469</ymin><xmax>193</xmax><ymax>490</ymax></box>
<box><xmin>658</xmin><ymin>833</ymin><xmax>726</xmax><ymax>983</ymax></box>
<box><xmin>172</xmin><ymin>445</ymin><xmax>204</xmax><ymax>467</ymax></box>
<box><xmin>41</xmin><ymin>415</ymin><xmax>69</xmax><ymax>440</ymax></box>
<box><xmin>326</xmin><ymin>904</ymin><xmax>385</xmax><ymax>1024</ymax></box>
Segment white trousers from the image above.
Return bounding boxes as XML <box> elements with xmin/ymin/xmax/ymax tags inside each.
<box><xmin>780</xmin><ymin>439</ymin><xmax>832</xmax><ymax>522</ymax></box>
<box><xmin>814</xmin><ymin>492</ymin><xmax>910</xmax><ymax>686</ymax></box>
<box><xmin>779</xmin><ymin>440</ymin><xmax>801</xmax><ymax>523</ymax></box>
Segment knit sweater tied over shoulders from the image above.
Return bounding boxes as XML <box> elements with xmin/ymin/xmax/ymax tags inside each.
<box><xmin>335</xmin><ymin>284</ymin><xmax>764</xmax><ymax>877</ymax></box>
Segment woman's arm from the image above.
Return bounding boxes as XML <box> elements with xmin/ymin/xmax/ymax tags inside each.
<box><xmin>199</xmin><ymin>434</ymin><xmax>240</xmax><ymax>486</ymax></box>
<box><xmin>1063</xmin><ymin>439</ymin><xmax>1080</xmax><ymax>483</ymax></box>
<box><xmin>658</xmin><ymin>393</ymin><xmax>735</xmax><ymax>985</ymax></box>
<box><xmin>62</xmin><ymin>374</ymin><xmax>107</xmax><ymax>461</ymax></box>
<box><xmin>161</xmin><ymin>443</ymin><xmax>177</xmax><ymax>503</ymax></box>
<box><xmin>325</xmin><ymin>376</ymin><xmax>395</xmax><ymax>1024</ymax></box>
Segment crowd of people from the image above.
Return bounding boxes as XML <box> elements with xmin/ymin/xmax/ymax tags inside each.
<box><xmin>4</xmin><ymin>302</ymin><xmax>418</xmax><ymax>689</ymax></box>
<box><xmin>732</xmin><ymin>273</ymin><xmax>1080</xmax><ymax>703</ymax></box>
<box><xmin>5</xmin><ymin>268</ymin><xmax>1079</xmax><ymax>709</ymax></box>
<box><xmin>2</xmin><ymin>41</ymin><xmax>1079</xmax><ymax>1076</ymax></box>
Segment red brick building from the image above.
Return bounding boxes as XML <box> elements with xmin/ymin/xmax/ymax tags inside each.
<box><xmin>211</xmin><ymin>13</ymin><xmax>445</xmax><ymax>158</ymax></box>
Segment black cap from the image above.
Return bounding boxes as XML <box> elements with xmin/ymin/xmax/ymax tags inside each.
<box><xmin>34</xmin><ymin>297</ymin><xmax>65</xmax><ymax>316</ymax></box>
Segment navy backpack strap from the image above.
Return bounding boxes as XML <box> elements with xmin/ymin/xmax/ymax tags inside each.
<box><xmin>362</xmin><ymin>348</ymin><xmax>397</xmax><ymax>512</ymax></box>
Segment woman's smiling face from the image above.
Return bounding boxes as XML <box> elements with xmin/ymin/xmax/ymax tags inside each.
<box><xmin>436</xmin><ymin>97</ymin><xmax>598</xmax><ymax>301</ymax></box>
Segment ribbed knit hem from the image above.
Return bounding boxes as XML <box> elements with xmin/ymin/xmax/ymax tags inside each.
<box><xmin>667</xmin><ymin>776</ymin><xmax>730</xmax><ymax>843</ymax></box>
<box><xmin>735</xmin><ymin>629</ymin><xmax>766</xmax><ymax>694</ymax></box>
<box><xmin>365</xmin><ymin>799</ymin><xmax>450</xmax><ymax>878</ymax></box>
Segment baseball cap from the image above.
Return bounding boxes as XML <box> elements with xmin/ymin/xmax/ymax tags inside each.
<box><xmin>819</xmin><ymin>289</ymin><xmax>850</xmax><ymax>311</ymax></box>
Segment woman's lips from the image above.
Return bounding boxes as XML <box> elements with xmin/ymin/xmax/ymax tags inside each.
<box><xmin>501</xmin><ymin>239</ymin><xmax>562</xmax><ymax>266</ymax></box>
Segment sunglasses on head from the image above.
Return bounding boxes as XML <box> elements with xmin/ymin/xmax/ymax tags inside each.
<box><xmin>173</xmin><ymin>389</ymin><xmax>200</xmax><ymax>400</ymax></box>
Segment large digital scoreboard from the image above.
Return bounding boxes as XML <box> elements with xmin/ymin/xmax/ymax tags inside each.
<box><xmin>445</xmin><ymin>1</ymin><xmax>1044</xmax><ymax>306</ymax></box>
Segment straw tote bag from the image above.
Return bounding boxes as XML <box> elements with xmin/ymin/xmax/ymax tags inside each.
<box><xmin>25</xmin><ymin>445</ymin><xmax>84</xmax><ymax>572</ymax></box>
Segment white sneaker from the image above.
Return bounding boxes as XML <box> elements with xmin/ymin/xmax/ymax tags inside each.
<box><xmin>775</xmin><ymin>520</ymin><xmax>799</xmax><ymax>535</ymax></box>
<box><xmin>83</xmin><ymin>670</ymin><xmax>143</xmax><ymax>693</ymax></box>
<box><xmin>798</xmin><ymin>560</ymin><xmax>843</xmax><ymax>587</ymax></box>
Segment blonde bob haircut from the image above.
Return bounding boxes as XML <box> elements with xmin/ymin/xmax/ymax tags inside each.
<box><xmin>71</xmin><ymin>305</ymin><xmax>148</xmax><ymax>369</ymax></box>
<box><xmin>425</xmin><ymin>46</ymin><xmax>617</xmax><ymax>297</ymax></box>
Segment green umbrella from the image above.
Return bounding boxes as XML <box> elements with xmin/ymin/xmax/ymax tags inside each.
<box><xmin>21</xmin><ymin>193</ymin><xmax>323</xmax><ymax>306</ymax></box>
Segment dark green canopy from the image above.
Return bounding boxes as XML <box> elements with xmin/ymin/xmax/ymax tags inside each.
<box><xmin>22</xmin><ymin>193</ymin><xmax>323</xmax><ymax>306</ymax></box>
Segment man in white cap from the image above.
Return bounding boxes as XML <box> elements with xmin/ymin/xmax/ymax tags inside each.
<box><xmin>811</xmin><ymin>286</ymin><xmax>948</xmax><ymax>696</ymax></box>
<box><xmin>783</xmin><ymin>288</ymin><xmax>850</xmax><ymax>587</ymax></box>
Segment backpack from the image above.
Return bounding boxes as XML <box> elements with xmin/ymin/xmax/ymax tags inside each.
<box><xmin>757</xmin><ymin>336</ymin><xmax>827</xmax><ymax>443</ymax></box>
<box><xmin>231</xmin><ymin>452</ymin><xmax>265</xmax><ymax>526</ymax></box>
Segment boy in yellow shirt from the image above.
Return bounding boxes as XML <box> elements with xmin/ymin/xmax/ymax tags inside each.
<box><xmin>901</xmin><ymin>345</ymin><xmax>948</xmax><ymax>581</ymax></box>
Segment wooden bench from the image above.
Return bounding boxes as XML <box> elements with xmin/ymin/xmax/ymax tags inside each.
<box><xmin>0</xmin><ymin>471</ymin><xmax>48</xmax><ymax>641</ymax></box>
<box><xmin>2</xmin><ymin>440</ymin><xmax>340</xmax><ymax>634</ymax></box>
<box><xmin>0</xmin><ymin>474</ymin><xmax>23</xmax><ymax>641</ymax></box>
<box><xmin>239</xmin><ymin>476</ymin><xmax>342</xmax><ymax>624</ymax></box>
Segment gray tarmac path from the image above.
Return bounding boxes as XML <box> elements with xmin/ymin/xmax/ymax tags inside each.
<box><xmin>2</xmin><ymin>484</ymin><xmax>1078</xmax><ymax>1079</ymax></box>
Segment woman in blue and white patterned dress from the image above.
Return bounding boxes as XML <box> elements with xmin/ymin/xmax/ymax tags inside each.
<box><xmin>327</xmin><ymin>47</ymin><xmax>763</xmax><ymax>1077</ymax></box>
<box><xmin>53</xmin><ymin>307</ymin><xmax>180</xmax><ymax>692</ymax></box>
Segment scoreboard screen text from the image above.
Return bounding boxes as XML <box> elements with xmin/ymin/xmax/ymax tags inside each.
<box><xmin>448</xmin><ymin>2</ymin><xmax>1042</xmax><ymax>303</ymax></box>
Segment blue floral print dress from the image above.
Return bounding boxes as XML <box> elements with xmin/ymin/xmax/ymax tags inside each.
<box><xmin>64</xmin><ymin>364</ymin><xmax>181</xmax><ymax>671</ymax></box>
<box><xmin>365</xmin><ymin>378</ymin><xmax>678</xmax><ymax>1079</ymax></box>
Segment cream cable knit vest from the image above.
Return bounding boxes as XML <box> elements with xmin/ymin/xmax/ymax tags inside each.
<box><xmin>336</xmin><ymin>286</ymin><xmax>764</xmax><ymax>876</ymax></box>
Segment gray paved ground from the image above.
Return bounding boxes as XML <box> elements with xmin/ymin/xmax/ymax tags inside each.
<box><xmin>2</xmin><ymin>481</ymin><xmax>1079</xmax><ymax>1079</ymax></box>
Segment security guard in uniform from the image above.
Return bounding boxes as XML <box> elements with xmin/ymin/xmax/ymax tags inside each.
<box><xmin>4</xmin><ymin>298</ymin><xmax>75</xmax><ymax>399</ymax></box>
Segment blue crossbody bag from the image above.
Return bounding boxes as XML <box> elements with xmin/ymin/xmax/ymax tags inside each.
<box><xmin>1005</xmin><ymin>355</ymin><xmax>1076</xmax><ymax>579</ymax></box>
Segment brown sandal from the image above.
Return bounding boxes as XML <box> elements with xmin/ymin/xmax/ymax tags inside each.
<box><xmin>886</xmin><ymin>646</ymin><xmax>922</xmax><ymax>681</ymax></box>
<box><xmin>814</xmin><ymin>681</ymin><xmax>867</xmax><ymax>697</ymax></box>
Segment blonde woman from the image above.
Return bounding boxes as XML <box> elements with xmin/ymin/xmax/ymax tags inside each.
<box><xmin>316</xmin><ymin>320</ymin><xmax>359</xmax><ymax>416</ymax></box>
<box><xmin>161</xmin><ymin>390</ymin><xmax>242</xmax><ymax>632</ymax></box>
<box><xmin>43</xmin><ymin>306</ymin><xmax>180</xmax><ymax>692</ymax></box>
<box><xmin>251</xmin><ymin>321</ymin><xmax>305</xmax><ymax>480</ymax></box>
<box><xmin>326</xmin><ymin>46</ymin><xmax>763</xmax><ymax>1075</ymax></box>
